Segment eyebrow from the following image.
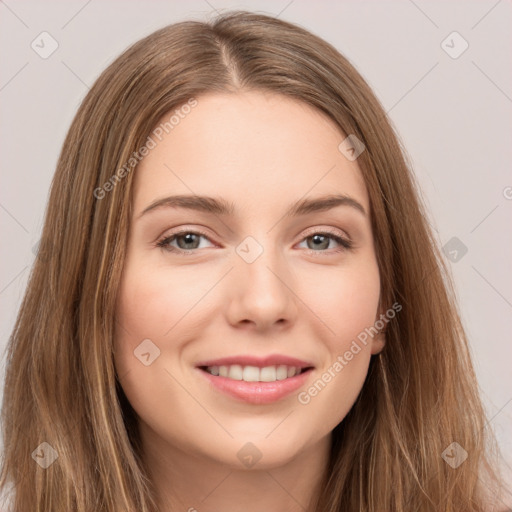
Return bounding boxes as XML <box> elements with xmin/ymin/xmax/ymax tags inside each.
<box><xmin>138</xmin><ymin>193</ymin><xmax>366</xmax><ymax>219</ymax></box>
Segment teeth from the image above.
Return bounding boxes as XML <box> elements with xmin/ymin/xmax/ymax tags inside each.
<box><xmin>260</xmin><ymin>366</ymin><xmax>276</xmax><ymax>382</ymax></box>
<box><xmin>242</xmin><ymin>366</ymin><xmax>260</xmax><ymax>382</ymax></box>
<box><xmin>205</xmin><ymin>364</ymin><xmax>303</xmax><ymax>382</ymax></box>
<box><xmin>276</xmin><ymin>365</ymin><xmax>288</xmax><ymax>380</ymax></box>
<box><xmin>228</xmin><ymin>365</ymin><xmax>243</xmax><ymax>380</ymax></box>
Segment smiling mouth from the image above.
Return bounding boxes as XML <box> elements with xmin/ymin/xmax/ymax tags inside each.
<box><xmin>199</xmin><ymin>364</ymin><xmax>313</xmax><ymax>383</ymax></box>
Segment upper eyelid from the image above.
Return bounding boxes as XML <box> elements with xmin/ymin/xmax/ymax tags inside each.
<box><xmin>162</xmin><ymin>225</ymin><xmax>350</xmax><ymax>239</ymax></box>
<box><xmin>301</xmin><ymin>225</ymin><xmax>350</xmax><ymax>240</ymax></box>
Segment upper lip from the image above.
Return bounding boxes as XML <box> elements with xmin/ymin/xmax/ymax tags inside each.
<box><xmin>195</xmin><ymin>354</ymin><xmax>314</xmax><ymax>369</ymax></box>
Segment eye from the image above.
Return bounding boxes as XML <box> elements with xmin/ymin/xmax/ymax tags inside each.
<box><xmin>297</xmin><ymin>230</ymin><xmax>353</xmax><ymax>254</ymax></box>
<box><xmin>156</xmin><ymin>230</ymin><xmax>214</xmax><ymax>254</ymax></box>
<box><xmin>156</xmin><ymin>228</ymin><xmax>353</xmax><ymax>256</ymax></box>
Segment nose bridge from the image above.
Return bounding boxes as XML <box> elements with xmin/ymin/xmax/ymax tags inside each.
<box><xmin>227</xmin><ymin>233</ymin><xmax>297</xmax><ymax>327</ymax></box>
<box><xmin>237</xmin><ymin>234</ymin><xmax>289</xmax><ymax>295</ymax></box>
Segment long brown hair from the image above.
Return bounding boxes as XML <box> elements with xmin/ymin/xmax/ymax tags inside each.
<box><xmin>0</xmin><ymin>10</ymin><xmax>507</xmax><ymax>511</ymax></box>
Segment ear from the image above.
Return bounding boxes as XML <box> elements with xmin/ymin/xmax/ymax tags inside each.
<box><xmin>371</xmin><ymin>330</ymin><xmax>386</xmax><ymax>355</ymax></box>
<box><xmin>370</xmin><ymin>308</ymin><xmax>387</xmax><ymax>355</ymax></box>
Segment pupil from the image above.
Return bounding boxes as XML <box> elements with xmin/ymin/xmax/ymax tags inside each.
<box><xmin>180</xmin><ymin>233</ymin><xmax>199</xmax><ymax>249</ymax></box>
<box><xmin>310</xmin><ymin>234</ymin><xmax>328</xmax><ymax>250</ymax></box>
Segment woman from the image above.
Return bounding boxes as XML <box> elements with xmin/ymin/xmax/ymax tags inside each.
<box><xmin>0</xmin><ymin>10</ymin><xmax>508</xmax><ymax>512</ymax></box>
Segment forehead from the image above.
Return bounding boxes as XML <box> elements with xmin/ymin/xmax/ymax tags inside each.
<box><xmin>132</xmin><ymin>91</ymin><xmax>369</xmax><ymax>217</ymax></box>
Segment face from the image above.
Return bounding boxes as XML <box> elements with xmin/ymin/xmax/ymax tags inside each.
<box><xmin>114</xmin><ymin>91</ymin><xmax>384</xmax><ymax>469</ymax></box>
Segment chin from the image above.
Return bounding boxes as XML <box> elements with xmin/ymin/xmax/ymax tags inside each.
<box><xmin>201</xmin><ymin>433</ymin><xmax>314</xmax><ymax>470</ymax></box>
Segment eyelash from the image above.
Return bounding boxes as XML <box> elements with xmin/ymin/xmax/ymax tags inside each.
<box><xmin>155</xmin><ymin>228</ymin><xmax>353</xmax><ymax>256</ymax></box>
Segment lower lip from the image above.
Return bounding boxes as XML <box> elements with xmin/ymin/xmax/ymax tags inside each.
<box><xmin>197</xmin><ymin>368</ymin><xmax>313</xmax><ymax>404</ymax></box>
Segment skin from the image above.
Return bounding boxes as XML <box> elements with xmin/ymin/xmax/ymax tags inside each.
<box><xmin>114</xmin><ymin>91</ymin><xmax>385</xmax><ymax>512</ymax></box>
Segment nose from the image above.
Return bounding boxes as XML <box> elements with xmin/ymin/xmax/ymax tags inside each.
<box><xmin>224</xmin><ymin>243</ymin><xmax>298</xmax><ymax>332</ymax></box>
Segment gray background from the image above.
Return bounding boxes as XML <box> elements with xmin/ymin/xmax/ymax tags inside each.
<box><xmin>1</xmin><ymin>0</ymin><xmax>511</xmax><ymax>498</ymax></box>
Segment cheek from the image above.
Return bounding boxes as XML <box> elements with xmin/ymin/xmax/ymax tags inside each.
<box><xmin>115</xmin><ymin>260</ymin><xmax>205</xmax><ymax>340</ymax></box>
<box><xmin>113</xmin><ymin>262</ymin><xmax>193</xmax><ymax>421</ymax></box>
<box><xmin>300</xmin><ymin>256</ymin><xmax>381</xmax><ymax>347</ymax></box>
<box><xmin>113</xmin><ymin>257</ymin><xmax>219</xmax><ymax>384</ymax></box>
<box><xmin>292</xmin><ymin>255</ymin><xmax>380</xmax><ymax>419</ymax></box>
<box><xmin>114</xmin><ymin>262</ymin><xmax>175</xmax><ymax>374</ymax></box>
